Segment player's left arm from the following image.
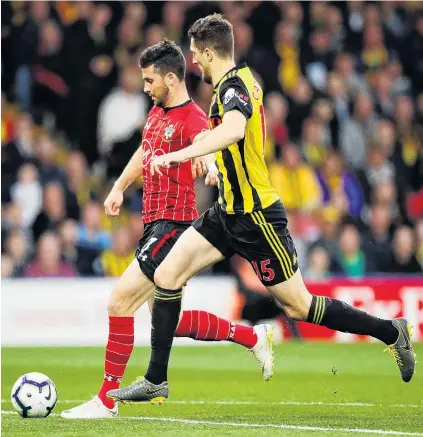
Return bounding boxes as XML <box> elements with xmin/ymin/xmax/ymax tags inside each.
<box><xmin>151</xmin><ymin>79</ymin><xmax>252</xmax><ymax>174</ymax></box>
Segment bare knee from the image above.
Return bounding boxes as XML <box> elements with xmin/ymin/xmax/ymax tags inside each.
<box><xmin>107</xmin><ymin>286</ymin><xmax>138</xmax><ymax>317</ymax></box>
<box><xmin>154</xmin><ymin>264</ymin><xmax>183</xmax><ymax>290</ymax></box>
<box><xmin>281</xmin><ymin>303</ymin><xmax>310</xmax><ymax>321</ymax></box>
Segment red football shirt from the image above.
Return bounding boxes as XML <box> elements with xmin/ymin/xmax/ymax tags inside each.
<box><xmin>141</xmin><ymin>100</ymin><xmax>208</xmax><ymax>224</ymax></box>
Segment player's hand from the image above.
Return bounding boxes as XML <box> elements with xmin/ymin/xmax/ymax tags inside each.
<box><xmin>150</xmin><ymin>151</ymin><xmax>186</xmax><ymax>176</ymax></box>
<box><xmin>191</xmin><ymin>156</ymin><xmax>208</xmax><ymax>178</ymax></box>
<box><xmin>104</xmin><ymin>186</ymin><xmax>124</xmax><ymax>217</ymax></box>
<box><xmin>205</xmin><ymin>169</ymin><xmax>218</xmax><ymax>186</ymax></box>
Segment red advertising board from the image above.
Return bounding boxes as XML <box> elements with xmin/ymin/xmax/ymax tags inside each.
<box><xmin>292</xmin><ymin>278</ymin><xmax>423</xmax><ymax>341</ymax></box>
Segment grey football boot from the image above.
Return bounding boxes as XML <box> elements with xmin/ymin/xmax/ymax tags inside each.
<box><xmin>385</xmin><ymin>318</ymin><xmax>416</xmax><ymax>383</ymax></box>
<box><xmin>107</xmin><ymin>377</ymin><xmax>169</xmax><ymax>404</ymax></box>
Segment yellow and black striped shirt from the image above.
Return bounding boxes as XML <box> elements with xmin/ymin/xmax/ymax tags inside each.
<box><xmin>209</xmin><ymin>63</ymin><xmax>279</xmax><ymax>214</ymax></box>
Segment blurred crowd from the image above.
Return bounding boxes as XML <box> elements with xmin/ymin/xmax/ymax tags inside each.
<box><xmin>1</xmin><ymin>1</ymin><xmax>423</xmax><ymax>280</ymax></box>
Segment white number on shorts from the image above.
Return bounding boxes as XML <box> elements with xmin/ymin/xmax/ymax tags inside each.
<box><xmin>138</xmin><ymin>237</ymin><xmax>158</xmax><ymax>262</ymax></box>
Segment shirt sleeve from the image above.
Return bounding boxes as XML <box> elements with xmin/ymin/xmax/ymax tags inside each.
<box><xmin>219</xmin><ymin>76</ymin><xmax>253</xmax><ymax>120</ymax></box>
<box><xmin>186</xmin><ymin>112</ymin><xmax>209</xmax><ymax>144</ymax></box>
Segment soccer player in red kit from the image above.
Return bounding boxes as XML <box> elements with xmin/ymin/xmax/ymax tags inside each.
<box><xmin>61</xmin><ymin>39</ymin><xmax>273</xmax><ymax>419</ymax></box>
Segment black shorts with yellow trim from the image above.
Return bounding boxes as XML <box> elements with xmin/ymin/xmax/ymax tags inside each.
<box><xmin>192</xmin><ymin>200</ymin><xmax>298</xmax><ymax>286</ymax></box>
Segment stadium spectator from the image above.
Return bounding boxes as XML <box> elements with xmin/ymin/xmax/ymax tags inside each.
<box><xmin>233</xmin><ymin>22</ymin><xmax>253</xmax><ymax>64</ymax></box>
<box><xmin>98</xmin><ymin>227</ymin><xmax>134</xmax><ymax>277</ymax></box>
<box><xmin>65</xmin><ymin>2</ymin><xmax>116</xmax><ymax>165</ymax></box>
<box><xmin>77</xmin><ymin>201</ymin><xmax>110</xmax><ymax>250</ymax></box>
<box><xmin>123</xmin><ymin>2</ymin><xmax>147</xmax><ymax>29</ymax></box>
<box><xmin>325</xmin><ymin>5</ymin><xmax>346</xmax><ymax>52</ymax></box>
<box><xmin>399</xmin><ymin>10</ymin><xmax>423</xmax><ymax>94</ymax></box>
<box><xmin>58</xmin><ymin>218</ymin><xmax>78</xmax><ymax>265</ymax></box>
<box><xmin>372</xmin><ymin>180</ymin><xmax>400</xmax><ymax>221</ymax></box>
<box><xmin>340</xmin><ymin>93</ymin><xmax>378</xmax><ymax>170</ymax></box>
<box><xmin>162</xmin><ymin>2</ymin><xmax>185</xmax><ymax>44</ymax></box>
<box><xmin>309</xmin><ymin>206</ymin><xmax>341</xmax><ymax>261</ymax></box>
<box><xmin>25</xmin><ymin>231</ymin><xmax>77</xmax><ymax>278</ymax></box>
<box><xmin>97</xmin><ymin>64</ymin><xmax>147</xmax><ymax>178</ymax></box>
<box><xmin>2</xmin><ymin>113</ymin><xmax>35</xmax><ymax>182</ymax></box>
<box><xmin>374</xmin><ymin>119</ymin><xmax>397</xmax><ymax>158</ymax></box>
<box><xmin>331</xmin><ymin>224</ymin><xmax>376</xmax><ymax>278</ymax></box>
<box><xmin>387</xmin><ymin>226</ymin><xmax>422</xmax><ymax>274</ymax></box>
<box><xmin>9</xmin><ymin>163</ymin><xmax>43</xmax><ymax>228</ymax></box>
<box><xmin>264</xmin><ymin>92</ymin><xmax>289</xmax><ymax>161</ymax></box>
<box><xmin>300</xmin><ymin>117</ymin><xmax>327</xmax><ymax>168</ymax></box>
<box><xmin>114</xmin><ymin>18</ymin><xmax>142</xmax><ymax>70</ymax></box>
<box><xmin>32</xmin><ymin>182</ymin><xmax>66</xmax><ymax>243</ymax></box>
<box><xmin>64</xmin><ymin>150</ymin><xmax>98</xmax><ymax>220</ymax></box>
<box><xmin>302</xmin><ymin>29</ymin><xmax>333</xmax><ymax>92</ymax></box>
<box><xmin>128</xmin><ymin>211</ymin><xmax>144</xmax><ymax>248</ymax></box>
<box><xmin>305</xmin><ymin>246</ymin><xmax>330</xmax><ymax>280</ymax></box>
<box><xmin>357</xmin><ymin>144</ymin><xmax>396</xmax><ymax>208</ymax></box>
<box><xmin>286</xmin><ymin>76</ymin><xmax>314</xmax><ymax>141</ymax></box>
<box><xmin>5</xmin><ymin>231</ymin><xmax>30</xmax><ymax>278</ymax></box>
<box><xmin>362</xmin><ymin>205</ymin><xmax>394</xmax><ymax>273</ymax></box>
<box><xmin>33</xmin><ymin>135</ymin><xmax>66</xmax><ymax>186</ymax></box>
<box><xmin>32</xmin><ymin>19</ymin><xmax>68</xmax><ymax>130</ymax></box>
<box><xmin>392</xmin><ymin>96</ymin><xmax>423</xmax><ymax>194</ymax></box>
<box><xmin>326</xmin><ymin>72</ymin><xmax>350</xmax><ymax>141</ymax></box>
<box><xmin>316</xmin><ymin>151</ymin><xmax>364</xmax><ymax>219</ymax></box>
<box><xmin>333</xmin><ymin>51</ymin><xmax>367</xmax><ymax>96</ymax></box>
<box><xmin>359</xmin><ymin>24</ymin><xmax>395</xmax><ymax>78</ymax></box>
<box><xmin>274</xmin><ymin>21</ymin><xmax>301</xmax><ymax>94</ymax></box>
<box><xmin>310</xmin><ymin>98</ymin><xmax>334</xmax><ymax>147</ymax></box>
<box><xmin>372</xmin><ymin>69</ymin><xmax>395</xmax><ymax>118</ymax></box>
<box><xmin>269</xmin><ymin>143</ymin><xmax>321</xmax><ymax>214</ymax></box>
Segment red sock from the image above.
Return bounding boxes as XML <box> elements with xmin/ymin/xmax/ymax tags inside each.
<box><xmin>98</xmin><ymin>316</ymin><xmax>134</xmax><ymax>409</ymax></box>
<box><xmin>176</xmin><ymin>310</ymin><xmax>257</xmax><ymax>349</ymax></box>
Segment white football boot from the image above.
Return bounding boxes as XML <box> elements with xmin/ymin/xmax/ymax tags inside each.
<box><xmin>61</xmin><ymin>396</ymin><xmax>117</xmax><ymax>419</ymax></box>
<box><xmin>250</xmin><ymin>324</ymin><xmax>274</xmax><ymax>381</ymax></box>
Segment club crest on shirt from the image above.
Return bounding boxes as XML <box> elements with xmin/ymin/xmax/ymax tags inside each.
<box><xmin>163</xmin><ymin>124</ymin><xmax>176</xmax><ymax>141</ymax></box>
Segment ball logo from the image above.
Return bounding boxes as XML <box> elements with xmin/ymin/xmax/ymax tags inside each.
<box><xmin>223</xmin><ymin>88</ymin><xmax>235</xmax><ymax>104</ymax></box>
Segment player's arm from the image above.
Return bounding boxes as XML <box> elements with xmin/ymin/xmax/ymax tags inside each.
<box><xmin>151</xmin><ymin>79</ymin><xmax>252</xmax><ymax>175</ymax></box>
<box><xmin>151</xmin><ymin>112</ymin><xmax>245</xmax><ymax>175</ymax></box>
<box><xmin>104</xmin><ymin>145</ymin><xmax>143</xmax><ymax>216</ymax></box>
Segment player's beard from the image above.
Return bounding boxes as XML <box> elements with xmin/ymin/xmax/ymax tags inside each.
<box><xmin>153</xmin><ymin>85</ymin><xmax>170</xmax><ymax>108</ymax></box>
<box><xmin>199</xmin><ymin>64</ymin><xmax>212</xmax><ymax>85</ymax></box>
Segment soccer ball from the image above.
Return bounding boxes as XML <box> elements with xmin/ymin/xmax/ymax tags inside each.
<box><xmin>11</xmin><ymin>372</ymin><xmax>58</xmax><ymax>418</ymax></box>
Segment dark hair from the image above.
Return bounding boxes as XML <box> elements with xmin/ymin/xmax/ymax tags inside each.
<box><xmin>188</xmin><ymin>13</ymin><xmax>234</xmax><ymax>58</ymax></box>
<box><xmin>139</xmin><ymin>39</ymin><xmax>185</xmax><ymax>81</ymax></box>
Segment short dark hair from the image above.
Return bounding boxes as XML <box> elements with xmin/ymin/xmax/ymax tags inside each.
<box><xmin>139</xmin><ymin>39</ymin><xmax>185</xmax><ymax>81</ymax></box>
<box><xmin>188</xmin><ymin>13</ymin><xmax>234</xmax><ymax>58</ymax></box>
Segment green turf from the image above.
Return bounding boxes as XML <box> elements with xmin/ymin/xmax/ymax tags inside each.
<box><xmin>1</xmin><ymin>343</ymin><xmax>422</xmax><ymax>437</ymax></box>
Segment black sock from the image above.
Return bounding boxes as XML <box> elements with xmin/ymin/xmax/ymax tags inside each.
<box><xmin>307</xmin><ymin>295</ymin><xmax>398</xmax><ymax>345</ymax></box>
<box><xmin>145</xmin><ymin>285</ymin><xmax>182</xmax><ymax>385</ymax></box>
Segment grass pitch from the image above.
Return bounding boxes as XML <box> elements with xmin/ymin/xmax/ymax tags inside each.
<box><xmin>1</xmin><ymin>343</ymin><xmax>422</xmax><ymax>437</ymax></box>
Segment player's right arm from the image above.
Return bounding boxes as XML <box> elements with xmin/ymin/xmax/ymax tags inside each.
<box><xmin>104</xmin><ymin>145</ymin><xmax>143</xmax><ymax>217</ymax></box>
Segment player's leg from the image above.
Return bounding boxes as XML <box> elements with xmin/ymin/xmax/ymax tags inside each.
<box><xmin>242</xmin><ymin>204</ymin><xmax>415</xmax><ymax>382</ymax></box>
<box><xmin>145</xmin><ymin>225</ymin><xmax>226</xmax><ymax>388</ymax></box>
<box><xmin>61</xmin><ymin>259</ymin><xmax>155</xmax><ymax>419</ymax></box>
<box><xmin>98</xmin><ymin>260</ymin><xmax>154</xmax><ymax>406</ymax></box>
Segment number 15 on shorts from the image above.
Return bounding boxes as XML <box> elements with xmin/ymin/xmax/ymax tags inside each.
<box><xmin>251</xmin><ymin>259</ymin><xmax>275</xmax><ymax>282</ymax></box>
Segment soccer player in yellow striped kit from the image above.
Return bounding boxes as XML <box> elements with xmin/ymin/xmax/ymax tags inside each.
<box><xmin>108</xmin><ymin>14</ymin><xmax>416</xmax><ymax>404</ymax></box>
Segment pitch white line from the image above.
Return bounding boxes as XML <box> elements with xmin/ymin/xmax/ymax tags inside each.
<box><xmin>1</xmin><ymin>399</ymin><xmax>421</xmax><ymax>408</ymax></box>
<box><xmin>1</xmin><ymin>410</ymin><xmax>422</xmax><ymax>436</ymax></box>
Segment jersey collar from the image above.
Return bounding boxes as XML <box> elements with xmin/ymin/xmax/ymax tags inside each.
<box><xmin>213</xmin><ymin>62</ymin><xmax>248</xmax><ymax>91</ymax></box>
<box><xmin>163</xmin><ymin>98</ymin><xmax>192</xmax><ymax>113</ymax></box>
